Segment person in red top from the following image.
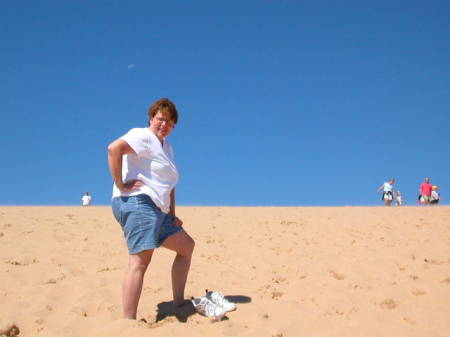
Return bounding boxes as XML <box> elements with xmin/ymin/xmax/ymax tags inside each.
<box><xmin>419</xmin><ymin>177</ymin><xmax>433</xmax><ymax>205</ymax></box>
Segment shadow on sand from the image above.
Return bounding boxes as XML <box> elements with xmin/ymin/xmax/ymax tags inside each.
<box><xmin>224</xmin><ymin>294</ymin><xmax>252</xmax><ymax>304</ymax></box>
<box><xmin>156</xmin><ymin>300</ymin><xmax>196</xmax><ymax>323</ymax></box>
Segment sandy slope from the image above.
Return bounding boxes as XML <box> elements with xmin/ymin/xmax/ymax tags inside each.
<box><xmin>1</xmin><ymin>206</ymin><xmax>449</xmax><ymax>337</ymax></box>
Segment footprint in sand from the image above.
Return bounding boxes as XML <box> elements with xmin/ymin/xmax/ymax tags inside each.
<box><xmin>271</xmin><ymin>275</ymin><xmax>287</xmax><ymax>284</ymax></box>
<box><xmin>379</xmin><ymin>299</ymin><xmax>398</xmax><ymax>309</ymax></box>
<box><xmin>271</xmin><ymin>290</ymin><xmax>283</xmax><ymax>300</ymax></box>
<box><xmin>6</xmin><ymin>259</ymin><xmax>39</xmax><ymax>266</ymax></box>
<box><xmin>138</xmin><ymin>318</ymin><xmax>169</xmax><ymax>329</ymax></box>
<box><xmin>97</xmin><ymin>267</ymin><xmax>119</xmax><ymax>272</ymax></box>
<box><xmin>0</xmin><ymin>324</ymin><xmax>20</xmax><ymax>337</ymax></box>
<box><xmin>412</xmin><ymin>290</ymin><xmax>426</xmax><ymax>296</ymax></box>
<box><xmin>403</xmin><ymin>316</ymin><xmax>416</xmax><ymax>325</ymax></box>
<box><xmin>329</xmin><ymin>270</ymin><xmax>345</xmax><ymax>280</ymax></box>
<box><xmin>44</xmin><ymin>273</ymin><xmax>66</xmax><ymax>284</ymax></box>
<box><xmin>257</xmin><ymin>284</ymin><xmax>283</xmax><ymax>300</ymax></box>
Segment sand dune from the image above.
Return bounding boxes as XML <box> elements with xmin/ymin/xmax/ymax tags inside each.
<box><xmin>1</xmin><ymin>206</ymin><xmax>449</xmax><ymax>337</ymax></box>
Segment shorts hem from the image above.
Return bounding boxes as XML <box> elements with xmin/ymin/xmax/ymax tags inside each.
<box><xmin>159</xmin><ymin>226</ymin><xmax>183</xmax><ymax>246</ymax></box>
<box><xmin>129</xmin><ymin>243</ymin><xmax>159</xmax><ymax>255</ymax></box>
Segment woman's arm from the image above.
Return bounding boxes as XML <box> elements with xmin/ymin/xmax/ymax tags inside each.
<box><xmin>169</xmin><ymin>189</ymin><xmax>176</xmax><ymax>216</ymax></box>
<box><xmin>170</xmin><ymin>189</ymin><xmax>183</xmax><ymax>226</ymax></box>
<box><xmin>107</xmin><ymin>138</ymin><xmax>143</xmax><ymax>192</ymax></box>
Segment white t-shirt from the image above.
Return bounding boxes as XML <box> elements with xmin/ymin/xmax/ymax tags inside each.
<box><xmin>112</xmin><ymin>128</ymin><xmax>179</xmax><ymax>213</ymax></box>
<box><xmin>431</xmin><ymin>190</ymin><xmax>439</xmax><ymax>201</ymax></box>
<box><xmin>81</xmin><ymin>195</ymin><xmax>91</xmax><ymax>206</ymax></box>
<box><xmin>383</xmin><ymin>182</ymin><xmax>393</xmax><ymax>192</ymax></box>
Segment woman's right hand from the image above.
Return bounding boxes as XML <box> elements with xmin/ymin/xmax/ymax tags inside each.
<box><xmin>108</xmin><ymin>139</ymin><xmax>141</xmax><ymax>193</ymax></box>
<box><xmin>117</xmin><ymin>179</ymin><xmax>144</xmax><ymax>193</ymax></box>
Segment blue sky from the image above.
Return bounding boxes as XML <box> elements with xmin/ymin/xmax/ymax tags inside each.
<box><xmin>1</xmin><ymin>1</ymin><xmax>449</xmax><ymax>206</ymax></box>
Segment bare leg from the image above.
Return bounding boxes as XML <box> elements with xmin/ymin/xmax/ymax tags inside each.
<box><xmin>162</xmin><ymin>230</ymin><xmax>195</xmax><ymax>307</ymax></box>
<box><xmin>122</xmin><ymin>249</ymin><xmax>154</xmax><ymax>319</ymax></box>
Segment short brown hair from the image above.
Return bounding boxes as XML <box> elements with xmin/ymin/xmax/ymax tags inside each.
<box><xmin>147</xmin><ymin>98</ymin><xmax>178</xmax><ymax>125</ymax></box>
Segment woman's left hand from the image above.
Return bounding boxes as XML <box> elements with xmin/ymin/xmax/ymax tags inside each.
<box><xmin>174</xmin><ymin>216</ymin><xmax>183</xmax><ymax>227</ymax></box>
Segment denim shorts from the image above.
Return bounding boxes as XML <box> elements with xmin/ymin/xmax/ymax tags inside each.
<box><xmin>112</xmin><ymin>194</ymin><xmax>182</xmax><ymax>254</ymax></box>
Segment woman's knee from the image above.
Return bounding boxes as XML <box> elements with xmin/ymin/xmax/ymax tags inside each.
<box><xmin>128</xmin><ymin>250</ymin><xmax>153</xmax><ymax>271</ymax></box>
<box><xmin>179</xmin><ymin>234</ymin><xmax>195</xmax><ymax>256</ymax></box>
<box><xmin>187</xmin><ymin>236</ymin><xmax>195</xmax><ymax>253</ymax></box>
<box><xmin>162</xmin><ymin>231</ymin><xmax>195</xmax><ymax>256</ymax></box>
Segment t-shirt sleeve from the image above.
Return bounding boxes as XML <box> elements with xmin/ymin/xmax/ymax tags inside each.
<box><xmin>121</xmin><ymin>128</ymin><xmax>149</xmax><ymax>157</ymax></box>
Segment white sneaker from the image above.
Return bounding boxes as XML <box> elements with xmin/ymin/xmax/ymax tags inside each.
<box><xmin>191</xmin><ymin>296</ymin><xmax>226</xmax><ymax>321</ymax></box>
<box><xmin>206</xmin><ymin>290</ymin><xmax>236</xmax><ymax>312</ymax></box>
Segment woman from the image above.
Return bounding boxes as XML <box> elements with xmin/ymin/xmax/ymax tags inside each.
<box><xmin>108</xmin><ymin>98</ymin><xmax>195</xmax><ymax>319</ymax></box>
<box><xmin>376</xmin><ymin>178</ymin><xmax>395</xmax><ymax>206</ymax></box>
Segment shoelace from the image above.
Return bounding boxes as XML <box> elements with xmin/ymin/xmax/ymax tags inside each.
<box><xmin>205</xmin><ymin>290</ymin><xmax>236</xmax><ymax>311</ymax></box>
<box><xmin>191</xmin><ymin>296</ymin><xmax>225</xmax><ymax>320</ymax></box>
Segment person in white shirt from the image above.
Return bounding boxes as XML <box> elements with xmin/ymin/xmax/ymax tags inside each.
<box><xmin>394</xmin><ymin>190</ymin><xmax>403</xmax><ymax>206</ymax></box>
<box><xmin>376</xmin><ymin>178</ymin><xmax>395</xmax><ymax>206</ymax></box>
<box><xmin>108</xmin><ymin>98</ymin><xmax>194</xmax><ymax>320</ymax></box>
<box><xmin>430</xmin><ymin>186</ymin><xmax>440</xmax><ymax>205</ymax></box>
<box><xmin>81</xmin><ymin>192</ymin><xmax>92</xmax><ymax>206</ymax></box>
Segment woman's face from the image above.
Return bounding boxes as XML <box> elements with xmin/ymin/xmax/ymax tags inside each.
<box><xmin>149</xmin><ymin>111</ymin><xmax>175</xmax><ymax>140</ymax></box>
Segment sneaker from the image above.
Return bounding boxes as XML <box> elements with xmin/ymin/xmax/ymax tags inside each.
<box><xmin>191</xmin><ymin>296</ymin><xmax>226</xmax><ymax>321</ymax></box>
<box><xmin>205</xmin><ymin>289</ymin><xmax>236</xmax><ymax>312</ymax></box>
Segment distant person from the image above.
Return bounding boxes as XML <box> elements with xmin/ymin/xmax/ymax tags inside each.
<box><xmin>377</xmin><ymin>178</ymin><xmax>395</xmax><ymax>206</ymax></box>
<box><xmin>107</xmin><ymin>98</ymin><xmax>195</xmax><ymax>320</ymax></box>
<box><xmin>419</xmin><ymin>177</ymin><xmax>433</xmax><ymax>205</ymax></box>
<box><xmin>430</xmin><ymin>185</ymin><xmax>440</xmax><ymax>205</ymax></box>
<box><xmin>394</xmin><ymin>190</ymin><xmax>403</xmax><ymax>206</ymax></box>
<box><xmin>81</xmin><ymin>192</ymin><xmax>92</xmax><ymax>206</ymax></box>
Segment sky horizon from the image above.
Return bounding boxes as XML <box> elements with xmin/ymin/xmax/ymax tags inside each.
<box><xmin>1</xmin><ymin>1</ymin><xmax>449</xmax><ymax>207</ymax></box>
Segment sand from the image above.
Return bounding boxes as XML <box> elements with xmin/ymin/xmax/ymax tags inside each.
<box><xmin>0</xmin><ymin>205</ymin><xmax>449</xmax><ymax>337</ymax></box>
